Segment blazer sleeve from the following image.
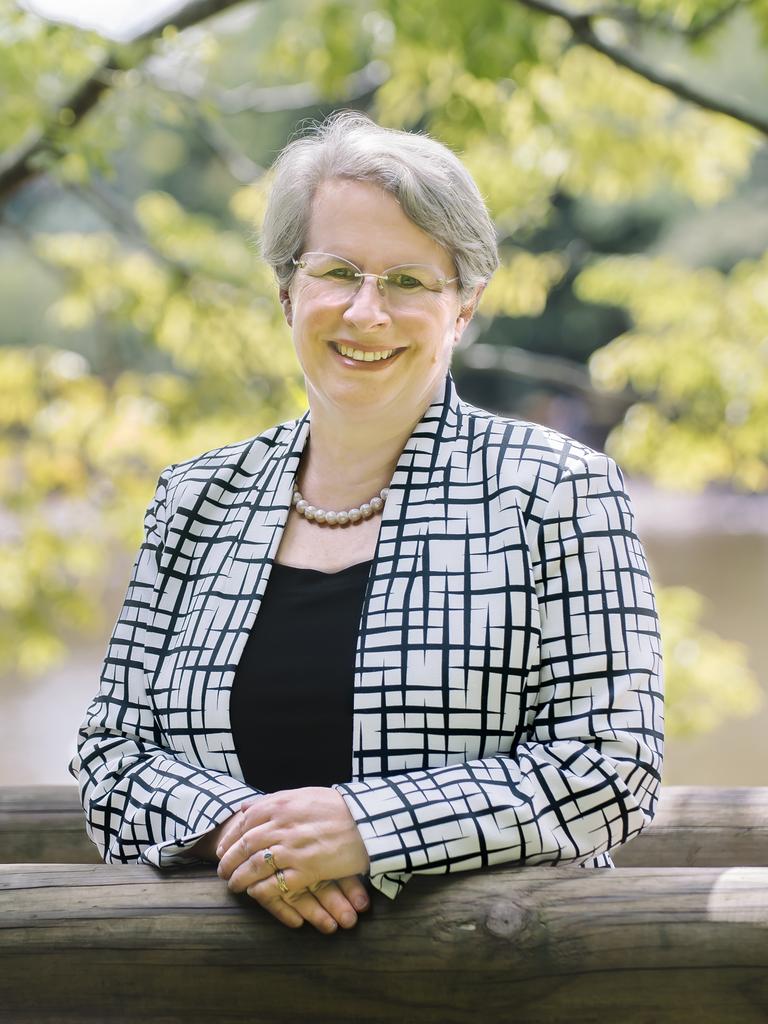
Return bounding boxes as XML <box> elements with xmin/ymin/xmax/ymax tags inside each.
<box><xmin>334</xmin><ymin>450</ymin><xmax>664</xmax><ymax>899</ymax></box>
<box><xmin>67</xmin><ymin>465</ymin><xmax>263</xmax><ymax>868</ymax></box>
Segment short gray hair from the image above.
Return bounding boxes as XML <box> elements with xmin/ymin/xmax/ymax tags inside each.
<box><xmin>260</xmin><ymin>110</ymin><xmax>499</xmax><ymax>303</ymax></box>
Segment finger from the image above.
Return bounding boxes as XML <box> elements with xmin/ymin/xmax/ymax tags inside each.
<box><xmin>217</xmin><ymin>824</ymin><xmax>271</xmax><ymax>880</ymax></box>
<box><xmin>336</xmin><ymin>874</ymin><xmax>371</xmax><ymax>913</ymax></box>
<box><xmin>249</xmin><ymin>889</ymin><xmax>305</xmax><ymax>930</ymax></box>
<box><xmin>217</xmin><ymin>823</ymin><xmax>277</xmax><ymax>878</ymax></box>
<box><xmin>222</xmin><ymin>842</ymin><xmax>283</xmax><ymax>894</ymax></box>
<box><xmin>219</xmin><ymin>834</ymin><xmax>323</xmax><ymax>900</ymax></box>
<box><xmin>217</xmin><ymin>798</ymin><xmax>271</xmax><ymax>860</ymax></box>
<box><xmin>247</xmin><ymin>881</ymin><xmax>339</xmax><ymax>935</ymax></box>
<box><xmin>310</xmin><ymin>880</ymin><xmax>359</xmax><ymax>929</ymax></box>
<box><xmin>216</xmin><ymin>807</ymin><xmax>249</xmax><ymax>861</ymax></box>
<box><xmin>225</xmin><ymin>854</ymin><xmax>318</xmax><ymax>903</ymax></box>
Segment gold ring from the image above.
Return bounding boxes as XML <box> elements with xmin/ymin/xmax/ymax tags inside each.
<box><xmin>275</xmin><ymin>868</ymin><xmax>289</xmax><ymax>893</ymax></box>
<box><xmin>263</xmin><ymin>848</ymin><xmax>277</xmax><ymax>870</ymax></box>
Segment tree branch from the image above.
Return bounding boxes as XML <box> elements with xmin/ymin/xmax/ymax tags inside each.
<box><xmin>145</xmin><ymin>58</ymin><xmax>390</xmax><ymax>114</ymax></box>
<box><xmin>0</xmin><ymin>0</ymin><xmax>252</xmax><ymax>204</ymax></box>
<box><xmin>573</xmin><ymin>0</ymin><xmax>748</xmax><ymax>39</ymax></box>
<box><xmin>179</xmin><ymin>105</ymin><xmax>266</xmax><ymax>183</ymax></box>
<box><xmin>457</xmin><ymin>342</ymin><xmax>632</xmax><ymax>403</ymax></box>
<box><xmin>514</xmin><ymin>0</ymin><xmax>768</xmax><ymax>137</ymax></box>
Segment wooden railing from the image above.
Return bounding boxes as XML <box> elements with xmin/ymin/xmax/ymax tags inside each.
<box><xmin>3</xmin><ymin>784</ymin><xmax>768</xmax><ymax>867</ymax></box>
<box><xmin>1</xmin><ymin>786</ymin><xmax>767</xmax><ymax>1023</ymax></box>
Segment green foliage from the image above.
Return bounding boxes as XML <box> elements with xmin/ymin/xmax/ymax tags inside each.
<box><xmin>0</xmin><ymin>1</ymin><xmax>105</xmax><ymax>153</ymax></box>
<box><xmin>0</xmin><ymin>0</ymin><xmax>765</xmax><ymax>746</ymax></box>
<box><xmin>577</xmin><ymin>254</ymin><xmax>768</xmax><ymax>491</ymax></box>
<box><xmin>482</xmin><ymin>250</ymin><xmax>568</xmax><ymax>318</ymax></box>
<box><xmin>659</xmin><ymin>586</ymin><xmax>764</xmax><ymax>736</ymax></box>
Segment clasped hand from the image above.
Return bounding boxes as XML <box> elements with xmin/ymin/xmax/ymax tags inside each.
<box><xmin>215</xmin><ymin>786</ymin><xmax>371</xmax><ymax>933</ymax></box>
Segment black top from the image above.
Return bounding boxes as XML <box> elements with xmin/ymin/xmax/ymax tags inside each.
<box><xmin>229</xmin><ymin>558</ymin><xmax>373</xmax><ymax>792</ymax></box>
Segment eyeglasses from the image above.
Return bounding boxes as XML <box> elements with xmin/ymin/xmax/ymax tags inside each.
<box><xmin>291</xmin><ymin>252</ymin><xmax>459</xmax><ymax>307</ymax></box>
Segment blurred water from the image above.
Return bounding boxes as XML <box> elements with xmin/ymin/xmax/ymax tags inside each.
<box><xmin>630</xmin><ymin>483</ymin><xmax>768</xmax><ymax>787</ymax></box>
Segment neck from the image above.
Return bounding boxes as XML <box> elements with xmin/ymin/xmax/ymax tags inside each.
<box><xmin>297</xmin><ymin>417</ymin><xmax>411</xmax><ymax>510</ymax></box>
<box><xmin>297</xmin><ymin>384</ymin><xmax>443</xmax><ymax>509</ymax></box>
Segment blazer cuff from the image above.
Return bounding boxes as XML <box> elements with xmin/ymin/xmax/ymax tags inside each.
<box><xmin>140</xmin><ymin>830</ymin><xmax>218</xmax><ymax>869</ymax></box>
<box><xmin>367</xmin><ymin>869</ymin><xmax>412</xmax><ymax>900</ymax></box>
<box><xmin>138</xmin><ymin>789</ymin><xmax>263</xmax><ymax>870</ymax></box>
<box><xmin>333</xmin><ymin>779</ymin><xmax>416</xmax><ymax>880</ymax></box>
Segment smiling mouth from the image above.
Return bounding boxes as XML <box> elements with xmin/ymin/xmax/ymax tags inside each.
<box><xmin>330</xmin><ymin>342</ymin><xmax>404</xmax><ymax>363</ymax></box>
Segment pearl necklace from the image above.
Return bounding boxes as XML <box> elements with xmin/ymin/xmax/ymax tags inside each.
<box><xmin>292</xmin><ymin>485</ymin><xmax>389</xmax><ymax>526</ymax></box>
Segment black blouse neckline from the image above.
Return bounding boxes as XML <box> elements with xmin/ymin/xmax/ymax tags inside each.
<box><xmin>271</xmin><ymin>558</ymin><xmax>374</xmax><ymax>578</ymax></box>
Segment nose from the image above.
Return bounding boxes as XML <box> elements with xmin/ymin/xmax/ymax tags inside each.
<box><xmin>342</xmin><ymin>275</ymin><xmax>391</xmax><ymax>331</ymax></box>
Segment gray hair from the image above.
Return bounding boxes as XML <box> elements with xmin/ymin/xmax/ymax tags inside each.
<box><xmin>260</xmin><ymin>110</ymin><xmax>498</xmax><ymax>304</ymax></box>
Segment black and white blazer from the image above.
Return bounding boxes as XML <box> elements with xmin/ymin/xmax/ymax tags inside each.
<box><xmin>69</xmin><ymin>372</ymin><xmax>664</xmax><ymax>899</ymax></box>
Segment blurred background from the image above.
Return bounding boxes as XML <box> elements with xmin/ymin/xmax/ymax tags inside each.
<box><xmin>1</xmin><ymin>0</ymin><xmax>766</xmax><ymax>788</ymax></box>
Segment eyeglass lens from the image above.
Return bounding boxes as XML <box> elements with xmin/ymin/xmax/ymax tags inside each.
<box><xmin>295</xmin><ymin>252</ymin><xmax>453</xmax><ymax>301</ymax></box>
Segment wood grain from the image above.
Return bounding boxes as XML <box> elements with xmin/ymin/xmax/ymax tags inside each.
<box><xmin>1</xmin><ymin>863</ymin><xmax>767</xmax><ymax>1023</ymax></box>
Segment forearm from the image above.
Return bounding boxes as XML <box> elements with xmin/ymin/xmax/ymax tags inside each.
<box><xmin>334</xmin><ymin>734</ymin><xmax>661</xmax><ymax>880</ymax></box>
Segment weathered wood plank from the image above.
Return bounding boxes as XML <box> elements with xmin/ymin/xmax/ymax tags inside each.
<box><xmin>0</xmin><ymin>863</ymin><xmax>766</xmax><ymax>1023</ymax></box>
<box><xmin>613</xmin><ymin>785</ymin><xmax>768</xmax><ymax>866</ymax></box>
<box><xmin>0</xmin><ymin>785</ymin><xmax>100</xmax><ymax>864</ymax></box>
<box><xmin>2</xmin><ymin>785</ymin><xmax>767</xmax><ymax>867</ymax></box>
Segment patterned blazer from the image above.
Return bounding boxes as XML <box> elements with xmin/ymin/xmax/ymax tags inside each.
<box><xmin>69</xmin><ymin>372</ymin><xmax>664</xmax><ymax>899</ymax></box>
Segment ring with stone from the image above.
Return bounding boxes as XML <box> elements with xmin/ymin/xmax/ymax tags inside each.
<box><xmin>263</xmin><ymin>848</ymin><xmax>278</xmax><ymax>871</ymax></box>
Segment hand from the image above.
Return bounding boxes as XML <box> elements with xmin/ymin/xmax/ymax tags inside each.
<box><xmin>243</xmin><ymin>873</ymin><xmax>371</xmax><ymax>934</ymax></box>
<box><xmin>216</xmin><ymin>787</ymin><xmax>370</xmax><ymax>897</ymax></box>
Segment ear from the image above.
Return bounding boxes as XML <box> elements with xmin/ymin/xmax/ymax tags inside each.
<box><xmin>452</xmin><ymin>282</ymin><xmax>485</xmax><ymax>345</ymax></box>
<box><xmin>279</xmin><ymin>287</ymin><xmax>293</xmax><ymax>327</ymax></box>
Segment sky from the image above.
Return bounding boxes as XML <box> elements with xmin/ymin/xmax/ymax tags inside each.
<box><xmin>22</xmin><ymin>0</ymin><xmax>184</xmax><ymax>41</ymax></box>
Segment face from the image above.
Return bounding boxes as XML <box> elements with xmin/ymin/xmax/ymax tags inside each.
<box><xmin>281</xmin><ymin>178</ymin><xmax>478</xmax><ymax>425</ymax></box>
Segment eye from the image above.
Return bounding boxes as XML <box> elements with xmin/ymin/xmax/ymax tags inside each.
<box><xmin>388</xmin><ymin>272</ymin><xmax>424</xmax><ymax>290</ymax></box>
<box><xmin>324</xmin><ymin>266</ymin><xmax>358</xmax><ymax>281</ymax></box>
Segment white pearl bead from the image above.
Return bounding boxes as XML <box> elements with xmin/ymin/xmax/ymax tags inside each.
<box><xmin>325</xmin><ymin>511</ymin><xmax>338</xmax><ymax>525</ymax></box>
<box><xmin>380</xmin><ymin>488</ymin><xmax>389</xmax><ymax>499</ymax></box>
<box><xmin>292</xmin><ymin>491</ymin><xmax>301</xmax><ymax>505</ymax></box>
<box><xmin>348</xmin><ymin>508</ymin><xmax>362</xmax><ymax>523</ymax></box>
<box><xmin>336</xmin><ymin>511</ymin><xmax>349</xmax><ymax>525</ymax></box>
<box><xmin>314</xmin><ymin>509</ymin><xmax>326</xmax><ymax>523</ymax></box>
<box><xmin>305</xmin><ymin>505</ymin><xmax>316</xmax><ymax>520</ymax></box>
<box><xmin>360</xmin><ymin>503</ymin><xmax>373</xmax><ymax>518</ymax></box>
<box><xmin>370</xmin><ymin>496</ymin><xmax>384</xmax><ymax>512</ymax></box>
<box><xmin>296</xmin><ymin>499</ymin><xmax>308</xmax><ymax>513</ymax></box>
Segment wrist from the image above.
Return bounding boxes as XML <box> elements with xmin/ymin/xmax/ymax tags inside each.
<box><xmin>189</xmin><ymin>818</ymin><xmax>230</xmax><ymax>863</ymax></box>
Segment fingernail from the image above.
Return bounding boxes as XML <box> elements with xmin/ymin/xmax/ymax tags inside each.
<box><xmin>325</xmin><ymin>921</ymin><xmax>338</xmax><ymax>933</ymax></box>
<box><xmin>216</xmin><ymin>846</ymin><xmax>223</xmax><ymax>857</ymax></box>
<box><xmin>341</xmin><ymin>912</ymin><xmax>357</xmax><ymax>928</ymax></box>
<box><xmin>354</xmin><ymin>896</ymin><xmax>369</xmax><ymax>911</ymax></box>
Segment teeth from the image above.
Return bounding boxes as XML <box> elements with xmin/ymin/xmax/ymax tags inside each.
<box><xmin>336</xmin><ymin>344</ymin><xmax>395</xmax><ymax>362</ymax></box>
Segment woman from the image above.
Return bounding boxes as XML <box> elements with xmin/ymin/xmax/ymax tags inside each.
<box><xmin>68</xmin><ymin>111</ymin><xmax>663</xmax><ymax>936</ymax></box>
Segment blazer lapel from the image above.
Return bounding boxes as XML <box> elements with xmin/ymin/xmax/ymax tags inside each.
<box><xmin>352</xmin><ymin>372</ymin><xmax>464</xmax><ymax>779</ymax></box>
<box><xmin>213</xmin><ymin>410</ymin><xmax>310</xmax><ymax>638</ymax></box>
<box><xmin>165</xmin><ymin>412</ymin><xmax>310</xmax><ymax>775</ymax></box>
